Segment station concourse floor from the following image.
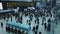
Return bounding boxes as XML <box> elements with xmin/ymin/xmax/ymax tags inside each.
<box><xmin>0</xmin><ymin>12</ymin><xmax>60</xmax><ymax>34</ymax></box>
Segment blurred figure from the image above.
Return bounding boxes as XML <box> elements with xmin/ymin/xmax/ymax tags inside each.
<box><xmin>28</xmin><ymin>22</ymin><xmax>31</xmax><ymax>26</ymax></box>
<box><xmin>44</xmin><ymin>22</ymin><xmax>47</xmax><ymax>30</ymax></box>
<box><xmin>47</xmin><ymin>22</ymin><xmax>51</xmax><ymax>32</ymax></box>
<box><xmin>15</xmin><ymin>13</ymin><xmax>19</xmax><ymax>19</ymax></box>
<box><xmin>48</xmin><ymin>18</ymin><xmax>51</xmax><ymax>23</ymax></box>
<box><xmin>37</xmin><ymin>21</ymin><xmax>39</xmax><ymax>25</ymax></box>
<box><xmin>29</xmin><ymin>14</ymin><xmax>33</xmax><ymax>21</ymax></box>
<box><xmin>33</xmin><ymin>27</ymin><xmax>35</xmax><ymax>31</ymax></box>
<box><xmin>47</xmin><ymin>18</ymin><xmax>51</xmax><ymax>32</ymax></box>
<box><xmin>39</xmin><ymin>32</ymin><xmax>41</xmax><ymax>34</ymax></box>
<box><xmin>17</xmin><ymin>17</ymin><xmax>22</xmax><ymax>24</ymax></box>
<box><xmin>35</xmin><ymin>20</ymin><xmax>36</xmax><ymax>24</ymax></box>
<box><xmin>35</xmin><ymin>31</ymin><xmax>37</xmax><ymax>34</ymax></box>
<box><xmin>1</xmin><ymin>22</ymin><xmax>3</xmax><ymax>28</ymax></box>
<box><xmin>4</xmin><ymin>17</ymin><xmax>5</xmax><ymax>20</ymax></box>
<box><xmin>55</xmin><ymin>18</ymin><xmax>58</xmax><ymax>27</ymax></box>
<box><xmin>27</xmin><ymin>20</ymin><xmax>28</xmax><ymax>23</ymax></box>
<box><xmin>36</xmin><ymin>25</ymin><xmax>38</xmax><ymax>31</ymax></box>
<box><xmin>11</xmin><ymin>16</ymin><xmax>12</xmax><ymax>21</ymax></box>
<box><xmin>42</xmin><ymin>16</ymin><xmax>46</xmax><ymax>25</ymax></box>
<box><xmin>36</xmin><ymin>17</ymin><xmax>39</xmax><ymax>22</ymax></box>
<box><xmin>6</xmin><ymin>19</ymin><xmax>8</xmax><ymax>22</ymax></box>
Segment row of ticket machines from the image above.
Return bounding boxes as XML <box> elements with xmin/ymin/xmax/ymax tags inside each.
<box><xmin>6</xmin><ymin>20</ymin><xmax>30</xmax><ymax>34</ymax></box>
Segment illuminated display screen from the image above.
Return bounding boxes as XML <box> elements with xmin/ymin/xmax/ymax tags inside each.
<box><xmin>6</xmin><ymin>2</ymin><xmax>35</xmax><ymax>8</ymax></box>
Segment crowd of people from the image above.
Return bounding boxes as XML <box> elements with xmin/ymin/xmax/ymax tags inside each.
<box><xmin>0</xmin><ymin>8</ymin><xmax>58</xmax><ymax>34</ymax></box>
<box><xmin>14</xmin><ymin>11</ymin><xmax>52</xmax><ymax>34</ymax></box>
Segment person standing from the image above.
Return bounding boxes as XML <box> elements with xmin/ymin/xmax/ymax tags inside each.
<box><xmin>47</xmin><ymin>18</ymin><xmax>51</xmax><ymax>32</ymax></box>
<box><xmin>47</xmin><ymin>22</ymin><xmax>51</xmax><ymax>32</ymax></box>
<box><xmin>1</xmin><ymin>22</ymin><xmax>3</xmax><ymax>28</ymax></box>
<box><xmin>44</xmin><ymin>22</ymin><xmax>47</xmax><ymax>30</ymax></box>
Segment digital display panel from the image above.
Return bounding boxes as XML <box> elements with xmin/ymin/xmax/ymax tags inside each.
<box><xmin>6</xmin><ymin>2</ymin><xmax>35</xmax><ymax>8</ymax></box>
